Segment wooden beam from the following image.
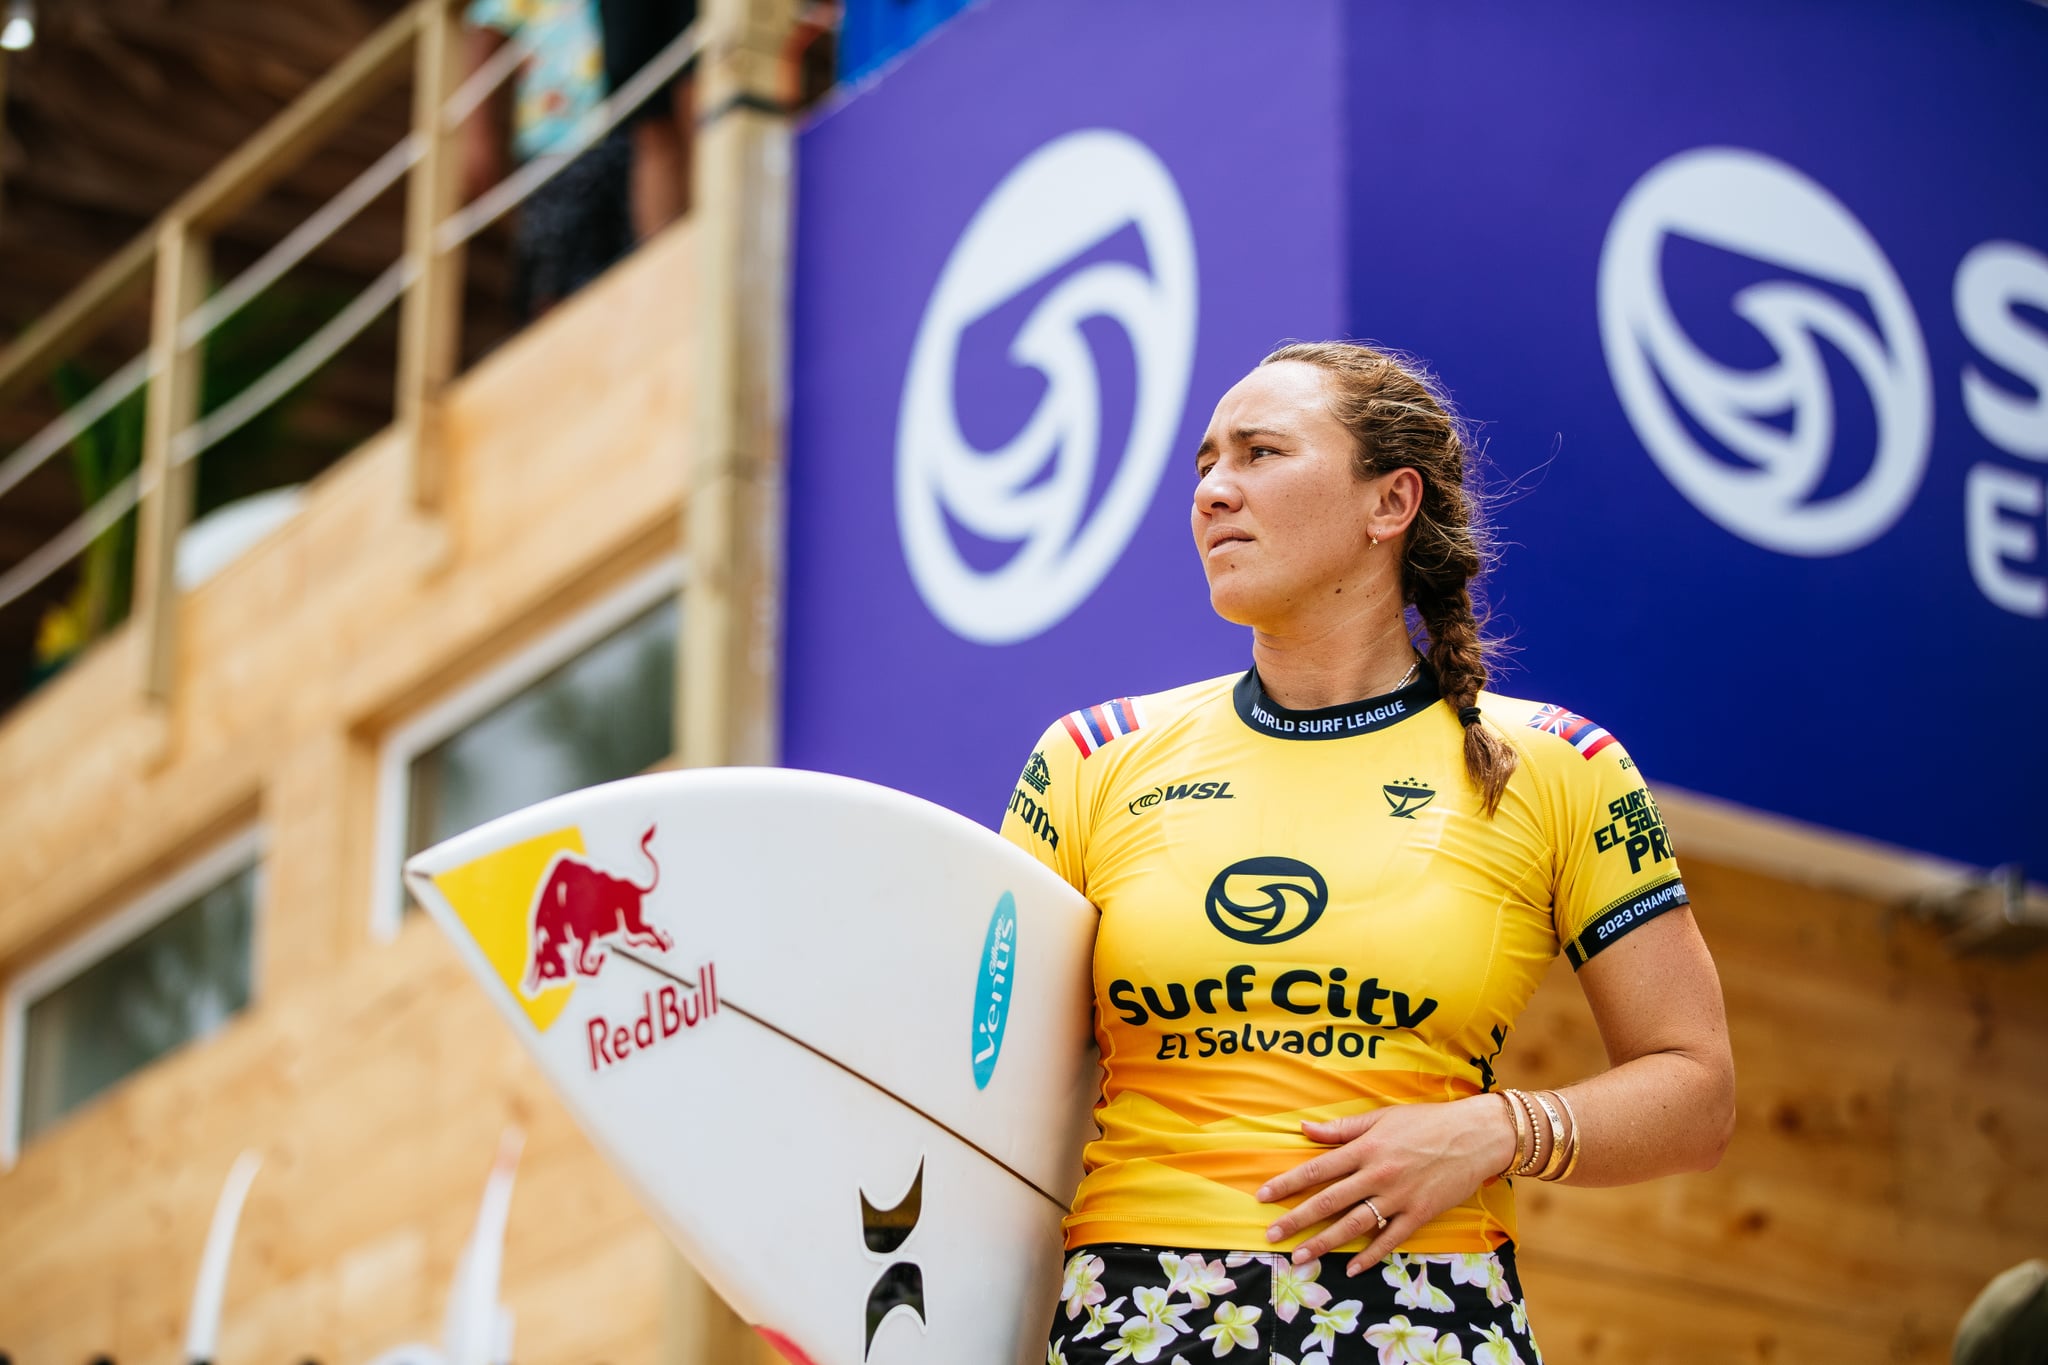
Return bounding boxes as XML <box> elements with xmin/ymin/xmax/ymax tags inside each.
<box><xmin>171</xmin><ymin>0</ymin><xmax>418</xmax><ymax>234</ymax></box>
<box><xmin>133</xmin><ymin>219</ymin><xmax>210</xmax><ymax>704</ymax></box>
<box><xmin>1652</xmin><ymin>785</ymin><xmax>2010</xmax><ymax>904</ymax></box>
<box><xmin>395</xmin><ymin>0</ymin><xmax>463</xmax><ymax>512</ymax></box>
<box><xmin>680</xmin><ymin>0</ymin><xmax>795</xmax><ymax>775</ymax></box>
<box><xmin>675</xmin><ymin>0</ymin><xmax>795</xmax><ymax>1356</ymax></box>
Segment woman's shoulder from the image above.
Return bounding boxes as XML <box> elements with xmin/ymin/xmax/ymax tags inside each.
<box><xmin>1029</xmin><ymin>672</ymin><xmax>1238</xmax><ymax>763</ymax></box>
<box><xmin>1472</xmin><ymin>688</ymin><xmax>1636</xmax><ymax>773</ymax></box>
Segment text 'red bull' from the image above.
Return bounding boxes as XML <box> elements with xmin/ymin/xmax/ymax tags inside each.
<box><xmin>524</xmin><ymin>825</ymin><xmax>673</xmax><ymax>996</ymax></box>
<box><xmin>588</xmin><ymin>963</ymin><xmax>720</xmax><ymax>1072</ymax></box>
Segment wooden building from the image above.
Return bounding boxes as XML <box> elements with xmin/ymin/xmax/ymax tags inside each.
<box><xmin>0</xmin><ymin>4</ymin><xmax>2043</xmax><ymax>1363</ymax></box>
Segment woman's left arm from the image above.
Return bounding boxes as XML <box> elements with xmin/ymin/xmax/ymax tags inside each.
<box><xmin>1544</xmin><ymin>906</ymin><xmax>1735</xmax><ymax>1184</ymax></box>
<box><xmin>1258</xmin><ymin>908</ymin><xmax>1735</xmax><ymax>1272</ymax></box>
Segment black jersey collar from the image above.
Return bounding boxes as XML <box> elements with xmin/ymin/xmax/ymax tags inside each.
<box><xmin>1232</xmin><ymin>663</ymin><xmax>1442</xmax><ymax>740</ymax></box>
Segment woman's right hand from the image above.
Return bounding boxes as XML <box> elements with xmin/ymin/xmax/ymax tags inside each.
<box><xmin>1256</xmin><ymin>1093</ymin><xmax>1515</xmax><ymax>1276</ymax></box>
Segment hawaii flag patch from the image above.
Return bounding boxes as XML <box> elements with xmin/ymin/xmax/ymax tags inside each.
<box><xmin>1526</xmin><ymin>704</ymin><xmax>1617</xmax><ymax>759</ymax></box>
<box><xmin>1060</xmin><ymin>697</ymin><xmax>1142</xmax><ymax>758</ymax></box>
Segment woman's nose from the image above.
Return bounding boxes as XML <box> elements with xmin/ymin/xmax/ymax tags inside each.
<box><xmin>1196</xmin><ymin>472</ymin><xmax>1242</xmax><ymax>512</ymax></box>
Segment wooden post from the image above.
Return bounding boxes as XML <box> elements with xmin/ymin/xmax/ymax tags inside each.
<box><xmin>134</xmin><ymin>220</ymin><xmax>210</xmax><ymax>702</ymax></box>
<box><xmin>396</xmin><ymin>0</ymin><xmax>466</xmax><ymax>512</ymax></box>
<box><xmin>679</xmin><ymin>0</ymin><xmax>795</xmax><ymax>776</ymax></box>
<box><xmin>674</xmin><ymin>0</ymin><xmax>794</xmax><ymax>1359</ymax></box>
<box><xmin>0</xmin><ymin>51</ymin><xmax>10</xmax><ymax>231</ymax></box>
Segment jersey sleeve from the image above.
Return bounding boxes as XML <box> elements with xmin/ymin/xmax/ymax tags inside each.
<box><xmin>1547</xmin><ymin>725</ymin><xmax>1690</xmax><ymax>969</ymax></box>
<box><xmin>997</xmin><ymin>719</ymin><xmax>1089</xmax><ymax>895</ymax></box>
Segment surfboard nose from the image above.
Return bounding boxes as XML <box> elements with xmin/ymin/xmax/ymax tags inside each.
<box><xmin>406</xmin><ymin>769</ymin><xmax>1095</xmax><ymax>1365</ymax></box>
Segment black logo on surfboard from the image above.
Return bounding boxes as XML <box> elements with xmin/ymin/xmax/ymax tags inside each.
<box><xmin>1205</xmin><ymin>857</ymin><xmax>1329</xmax><ymax>945</ymax></box>
<box><xmin>861</xmin><ymin>1159</ymin><xmax>926</xmax><ymax>1356</ymax></box>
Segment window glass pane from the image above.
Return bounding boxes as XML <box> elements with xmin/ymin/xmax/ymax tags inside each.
<box><xmin>406</xmin><ymin>597</ymin><xmax>677</xmax><ymax>863</ymax></box>
<box><xmin>20</xmin><ymin>862</ymin><xmax>256</xmax><ymax>1143</ymax></box>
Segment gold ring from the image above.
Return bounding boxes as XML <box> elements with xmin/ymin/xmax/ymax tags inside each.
<box><xmin>1362</xmin><ymin>1198</ymin><xmax>1388</xmax><ymax>1231</ymax></box>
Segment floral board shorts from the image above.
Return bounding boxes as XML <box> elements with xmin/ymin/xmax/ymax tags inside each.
<box><xmin>1047</xmin><ymin>1244</ymin><xmax>1542</xmax><ymax>1364</ymax></box>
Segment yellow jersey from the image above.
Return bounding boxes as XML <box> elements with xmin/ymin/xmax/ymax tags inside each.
<box><xmin>998</xmin><ymin>666</ymin><xmax>1687</xmax><ymax>1255</ymax></box>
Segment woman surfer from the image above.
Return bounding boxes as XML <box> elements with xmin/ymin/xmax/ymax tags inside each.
<box><xmin>1000</xmin><ymin>342</ymin><xmax>1736</xmax><ymax>1363</ymax></box>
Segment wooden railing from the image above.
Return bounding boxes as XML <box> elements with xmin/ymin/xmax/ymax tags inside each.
<box><xmin>0</xmin><ymin>0</ymin><xmax>455</xmax><ymax>700</ymax></box>
<box><xmin>0</xmin><ymin>0</ymin><xmax>720</xmax><ymax>709</ymax></box>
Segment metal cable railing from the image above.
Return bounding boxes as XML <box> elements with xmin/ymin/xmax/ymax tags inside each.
<box><xmin>0</xmin><ymin>13</ymin><xmax>705</xmax><ymax>618</ymax></box>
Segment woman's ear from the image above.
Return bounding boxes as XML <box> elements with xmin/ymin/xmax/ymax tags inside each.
<box><xmin>1367</xmin><ymin>467</ymin><xmax>1425</xmax><ymax>543</ymax></box>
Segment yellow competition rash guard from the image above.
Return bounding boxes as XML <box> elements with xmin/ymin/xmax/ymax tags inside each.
<box><xmin>999</xmin><ymin>668</ymin><xmax>1688</xmax><ymax>1255</ymax></box>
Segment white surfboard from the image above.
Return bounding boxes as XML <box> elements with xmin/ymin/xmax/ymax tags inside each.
<box><xmin>402</xmin><ymin>768</ymin><xmax>1099</xmax><ymax>1365</ymax></box>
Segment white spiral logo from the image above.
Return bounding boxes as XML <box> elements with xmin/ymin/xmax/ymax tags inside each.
<box><xmin>1598</xmin><ymin>147</ymin><xmax>1932</xmax><ymax>556</ymax></box>
<box><xmin>897</xmin><ymin>129</ymin><xmax>1198</xmax><ymax>644</ymax></box>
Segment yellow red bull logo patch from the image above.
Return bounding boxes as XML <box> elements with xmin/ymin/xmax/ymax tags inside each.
<box><xmin>430</xmin><ymin>823</ymin><xmax>693</xmax><ymax>1038</ymax></box>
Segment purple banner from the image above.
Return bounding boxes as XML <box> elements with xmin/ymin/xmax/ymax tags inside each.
<box><xmin>785</xmin><ymin>0</ymin><xmax>1346</xmax><ymax>824</ymax></box>
<box><xmin>786</xmin><ymin>0</ymin><xmax>2048</xmax><ymax>875</ymax></box>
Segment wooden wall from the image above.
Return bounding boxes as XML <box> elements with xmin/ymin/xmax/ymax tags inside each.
<box><xmin>1</xmin><ymin>206</ymin><xmax>2044</xmax><ymax>1364</ymax></box>
<box><xmin>1512</xmin><ymin>859</ymin><xmax>2048</xmax><ymax>1362</ymax></box>
<box><xmin>0</xmin><ymin>914</ymin><xmax>675</xmax><ymax>1365</ymax></box>
<box><xmin>0</xmin><ymin>221</ymin><xmax>778</xmax><ymax>1365</ymax></box>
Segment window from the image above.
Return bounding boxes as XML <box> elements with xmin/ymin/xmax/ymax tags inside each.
<box><xmin>373</xmin><ymin>559</ymin><xmax>681</xmax><ymax>937</ymax></box>
<box><xmin>3</xmin><ymin>831</ymin><xmax>261</xmax><ymax>1160</ymax></box>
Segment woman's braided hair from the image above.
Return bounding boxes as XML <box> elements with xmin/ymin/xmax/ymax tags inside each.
<box><xmin>1261</xmin><ymin>341</ymin><xmax>1518</xmax><ymax>814</ymax></box>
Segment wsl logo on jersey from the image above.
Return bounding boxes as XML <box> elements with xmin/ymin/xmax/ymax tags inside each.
<box><xmin>1129</xmin><ymin>778</ymin><xmax>1236</xmax><ymax>816</ymax></box>
<box><xmin>1525</xmin><ymin>705</ymin><xmax>1617</xmax><ymax>760</ymax></box>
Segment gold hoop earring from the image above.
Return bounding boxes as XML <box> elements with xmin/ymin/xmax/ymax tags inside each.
<box><xmin>1369</xmin><ymin>535</ymin><xmax>1380</xmax><ymax>548</ymax></box>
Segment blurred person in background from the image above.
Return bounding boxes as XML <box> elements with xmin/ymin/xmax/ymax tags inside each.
<box><xmin>463</xmin><ymin>0</ymin><xmax>634</xmax><ymax>320</ymax></box>
<box><xmin>597</xmin><ymin>0</ymin><xmax>698</xmax><ymax>236</ymax></box>
<box><xmin>1955</xmin><ymin>1260</ymin><xmax>2048</xmax><ymax>1365</ymax></box>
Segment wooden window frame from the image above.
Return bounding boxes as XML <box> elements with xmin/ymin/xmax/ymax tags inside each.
<box><xmin>1</xmin><ymin>826</ymin><xmax>267</xmax><ymax>1167</ymax></box>
<box><xmin>368</xmin><ymin>555</ymin><xmax>685</xmax><ymax>942</ymax></box>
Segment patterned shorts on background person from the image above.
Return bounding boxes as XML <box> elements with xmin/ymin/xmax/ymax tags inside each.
<box><xmin>1046</xmin><ymin>1243</ymin><xmax>1541</xmax><ymax>1364</ymax></box>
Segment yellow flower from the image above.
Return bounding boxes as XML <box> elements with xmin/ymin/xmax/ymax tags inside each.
<box><xmin>1410</xmin><ymin>1332</ymin><xmax>1468</xmax><ymax>1364</ymax></box>
<box><xmin>1364</xmin><ymin>1313</ymin><xmax>1438</xmax><ymax>1364</ymax></box>
<box><xmin>1200</xmin><ymin>1301</ymin><xmax>1262</xmax><ymax>1355</ymax></box>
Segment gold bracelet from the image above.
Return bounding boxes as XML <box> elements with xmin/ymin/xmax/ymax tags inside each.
<box><xmin>1497</xmin><ymin>1091</ymin><xmax>1529</xmax><ymax>1177</ymax></box>
<box><xmin>1553</xmin><ymin>1089</ymin><xmax>1584</xmax><ymax>1182</ymax></box>
<box><xmin>1503</xmin><ymin>1089</ymin><xmax>1530</xmax><ymax>1176</ymax></box>
<box><xmin>1532</xmin><ymin>1092</ymin><xmax>1570</xmax><ymax>1181</ymax></box>
<box><xmin>1514</xmin><ymin>1089</ymin><xmax>1548</xmax><ymax>1176</ymax></box>
<box><xmin>1515</xmin><ymin>1090</ymin><xmax>1546</xmax><ymax>1176</ymax></box>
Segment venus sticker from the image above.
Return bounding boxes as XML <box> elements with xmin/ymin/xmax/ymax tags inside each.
<box><xmin>971</xmin><ymin>892</ymin><xmax>1018</xmax><ymax>1089</ymax></box>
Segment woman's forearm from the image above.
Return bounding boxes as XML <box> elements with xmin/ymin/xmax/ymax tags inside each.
<box><xmin>1545</xmin><ymin>1045</ymin><xmax>1735</xmax><ymax>1187</ymax></box>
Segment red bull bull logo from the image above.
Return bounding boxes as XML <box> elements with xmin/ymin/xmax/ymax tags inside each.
<box><xmin>522</xmin><ymin>825</ymin><xmax>673</xmax><ymax>996</ymax></box>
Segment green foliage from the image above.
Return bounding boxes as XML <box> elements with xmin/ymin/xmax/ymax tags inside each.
<box><xmin>30</xmin><ymin>361</ymin><xmax>145</xmax><ymax>676</ymax></box>
<box><xmin>29</xmin><ymin>277</ymin><xmax>360</xmax><ymax>681</ymax></box>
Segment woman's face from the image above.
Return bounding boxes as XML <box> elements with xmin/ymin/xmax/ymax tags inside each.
<box><xmin>1191</xmin><ymin>361</ymin><xmax>1410</xmax><ymax>629</ymax></box>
